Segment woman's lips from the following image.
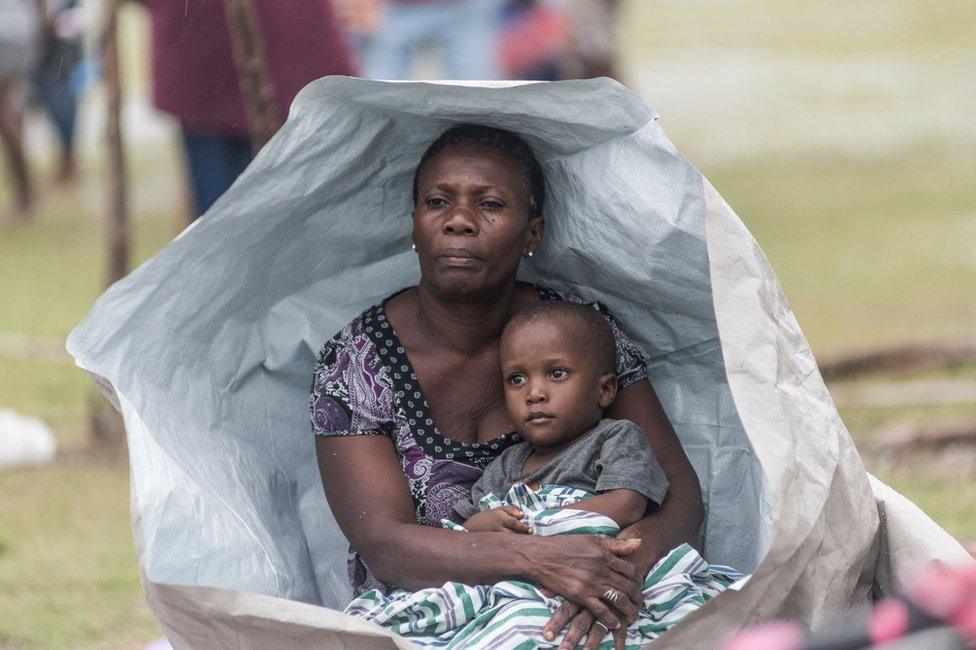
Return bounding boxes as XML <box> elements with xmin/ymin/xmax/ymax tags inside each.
<box><xmin>437</xmin><ymin>248</ymin><xmax>482</xmax><ymax>267</ymax></box>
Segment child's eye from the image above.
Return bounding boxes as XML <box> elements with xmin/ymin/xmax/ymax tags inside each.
<box><xmin>549</xmin><ymin>368</ymin><xmax>567</xmax><ymax>379</ymax></box>
<box><xmin>507</xmin><ymin>373</ymin><xmax>526</xmax><ymax>386</ymax></box>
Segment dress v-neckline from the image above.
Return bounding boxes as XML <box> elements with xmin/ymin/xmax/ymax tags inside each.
<box><xmin>358</xmin><ymin>300</ymin><xmax>516</xmax><ymax>464</ymax></box>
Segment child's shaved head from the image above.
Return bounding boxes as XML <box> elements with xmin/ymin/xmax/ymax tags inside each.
<box><xmin>503</xmin><ymin>301</ymin><xmax>616</xmax><ymax>374</ymax></box>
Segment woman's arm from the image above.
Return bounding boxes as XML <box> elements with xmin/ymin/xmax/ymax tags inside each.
<box><xmin>316</xmin><ymin>434</ymin><xmax>645</xmax><ymax>627</ymax></box>
<box><xmin>318</xmin><ymin>434</ymin><xmax>516</xmax><ymax>588</ymax></box>
<box><xmin>608</xmin><ymin>379</ymin><xmax>704</xmax><ymax>563</ymax></box>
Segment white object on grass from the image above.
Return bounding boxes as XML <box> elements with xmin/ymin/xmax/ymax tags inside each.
<box><xmin>0</xmin><ymin>408</ymin><xmax>55</xmax><ymax>470</ymax></box>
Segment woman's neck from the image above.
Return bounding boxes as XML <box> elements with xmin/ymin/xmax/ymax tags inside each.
<box><xmin>415</xmin><ymin>280</ymin><xmax>520</xmax><ymax>355</ymax></box>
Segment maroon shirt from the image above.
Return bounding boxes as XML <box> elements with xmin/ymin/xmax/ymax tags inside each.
<box><xmin>141</xmin><ymin>0</ymin><xmax>356</xmax><ymax>135</ymax></box>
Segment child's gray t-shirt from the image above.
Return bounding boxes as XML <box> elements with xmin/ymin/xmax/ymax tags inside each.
<box><xmin>453</xmin><ymin>418</ymin><xmax>669</xmax><ymax>521</ymax></box>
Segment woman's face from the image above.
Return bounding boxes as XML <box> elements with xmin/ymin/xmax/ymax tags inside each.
<box><xmin>412</xmin><ymin>143</ymin><xmax>543</xmax><ymax>298</ymax></box>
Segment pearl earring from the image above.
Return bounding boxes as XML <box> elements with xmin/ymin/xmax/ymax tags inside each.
<box><xmin>526</xmin><ymin>250</ymin><xmax>534</xmax><ymax>258</ymax></box>
<box><xmin>411</xmin><ymin>243</ymin><xmax>417</xmax><ymax>251</ymax></box>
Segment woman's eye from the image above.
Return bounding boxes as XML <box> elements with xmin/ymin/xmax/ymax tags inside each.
<box><xmin>508</xmin><ymin>374</ymin><xmax>526</xmax><ymax>386</ymax></box>
<box><xmin>549</xmin><ymin>368</ymin><xmax>567</xmax><ymax>379</ymax></box>
<box><xmin>426</xmin><ymin>197</ymin><xmax>446</xmax><ymax>209</ymax></box>
<box><xmin>481</xmin><ymin>200</ymin><xmax>504</xmax><ymax>210</ymax></box>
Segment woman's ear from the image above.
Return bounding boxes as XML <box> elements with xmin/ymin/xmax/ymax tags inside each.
<box><xmin>524</xmin><ymin>217</ymin><xmax>544</xmax><ymax>257</ymax></box>
<box><xmin>598</xmin><ymin>373</ymin><xmax>618</xmax><ymax>408</ymax></box>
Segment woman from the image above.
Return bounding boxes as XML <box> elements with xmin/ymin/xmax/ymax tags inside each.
<box><xmin>311</xmin><ymin>124</ymin><xmax>704</xmax><ymax>649</ymax></box>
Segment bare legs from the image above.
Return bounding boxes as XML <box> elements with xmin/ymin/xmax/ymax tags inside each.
<box><xmin>0</xmin><ymin>74</ymin><xmax>34</xmax><ymax>219</ymax></box>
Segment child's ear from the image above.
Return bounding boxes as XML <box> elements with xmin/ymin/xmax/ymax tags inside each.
<box><xmin>598</xmin><ymin>373</ymin><xmax>618</xmax><ymax>408</ymax></box>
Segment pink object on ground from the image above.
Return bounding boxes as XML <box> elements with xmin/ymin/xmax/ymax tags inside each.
<box><xmin>910</xmin><ymin>564</ymin><xmax>976</xmax><ymax>644</ymax></box>
<box><xmin>869</xmin><ymin>599</ymin><xmax>910</xmax><ymax>644</ymax></box>
<box><xmin>952</xmin><ymin>597</ymin><xmax>976</xmax><ymax>643</ymax></box>
<box><xmin>911</xmin><ymin>565</ymin><xmax>976</xmax><ymax>616</ymax></box>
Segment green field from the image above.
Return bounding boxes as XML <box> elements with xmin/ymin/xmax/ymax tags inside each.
<box><xmin>1</xmin><ymin>2</ymin><xmax>974</xmax><ymax>647</ymax></box>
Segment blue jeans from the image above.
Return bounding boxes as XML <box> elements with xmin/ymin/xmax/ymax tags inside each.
<box><xmin>180</xmin><ymin>129</ymin><xmax>252</xmax><ymax>218</ymax></box>
<box><xmin>364</xmin><ymin>0</ymin><xmax>500</xmax><ymax>80</ymax></box>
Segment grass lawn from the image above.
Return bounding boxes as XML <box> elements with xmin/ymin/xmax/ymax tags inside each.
<box><xmin>709</xmin><ymin>143</ymin><xmax>976</xmax><ymax>354</ymax></box>
<box><xmin>1</xmin><ymin>1</ymin><xmax>974</xmax><ymax>647</ymax></box>
<box><xmin>0</xmin><ymin>151</ymin><xmax>177</xmax><ymax>647</ymax></box>
<box><xmin>0</xmin><ymin>457</ymin><xmax>159</xmax><ymax>649</ymax></box>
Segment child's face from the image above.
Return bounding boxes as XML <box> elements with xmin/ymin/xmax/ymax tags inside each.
<box><xmin>500</xmin><ymin>317</ymin><xmax>617</xmax><ymax>453</ymax></box>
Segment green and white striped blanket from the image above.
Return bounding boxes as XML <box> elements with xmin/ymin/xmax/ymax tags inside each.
<box><xmin>345</xmin><ymin>484</ymin><xmax>741</xmax><ymax>649</ymax></box>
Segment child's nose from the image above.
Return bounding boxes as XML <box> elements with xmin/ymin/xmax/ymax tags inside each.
<box><xmin>526</xmin><ymin>382</ymin><xmax>548</xmax><ymax>403</ymax></box>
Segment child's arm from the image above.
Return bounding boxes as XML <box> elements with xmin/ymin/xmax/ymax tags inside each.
<box><xmin>463</xmin><ymin>505</ymin><xmax>533</xmax><ymax>534</ymax></box>
<box><xmin>557</xmin><ymin>419</ymin><xmax>669</xmax><ymax>529</ymax></box>
<box><xmin>554</xmin><ymin>489</ymin><xmax>648</xmax><ymax>529</ymax></box>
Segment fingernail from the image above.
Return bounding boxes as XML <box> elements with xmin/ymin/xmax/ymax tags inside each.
<box><xmin>543</xmin><ymin>631</ymin><xmax>553</xmax><ymax>640</ymax></box>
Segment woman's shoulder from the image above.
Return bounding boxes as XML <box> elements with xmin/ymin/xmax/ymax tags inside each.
<box><xmin>314</xmin><ymin>287</ymin><xmax>413</xmax><ymax>362</ymax></box>
<box><xmin>314</xmin><ymin>306</ymin><xmax>378</xmax><ymax>363</ymax></box>
<box><xmin>310</xmin><ymin>303</ymin><xmax>397</xmax><ymax>436</ymax></box>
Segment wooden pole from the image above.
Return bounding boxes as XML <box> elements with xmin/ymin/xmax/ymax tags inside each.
<box><xmin>101</xmin><ymin>0</ymin><xmax>128</xmax><ymax>285</ymax></box>
<box><xmin>90</xmin><ymin>0</ymin><xmax>128</xmax><ymax>449</ymax></box>
<box><xmin>223</xmin><ymin>0</ymin><xmax>281</xmax><ymax>152</ymax></box>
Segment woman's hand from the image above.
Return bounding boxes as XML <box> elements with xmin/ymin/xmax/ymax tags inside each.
<box><xmin>463</xmin><ymin>506</ymin><xmax>531</xmax><ymax>534</ymax></box>
<box><xmin>527</xmin><ymin>535</ymin><xmax>644</xmax><ymax>636</ymax></box>
<box><xmin>543</xmin><ymin>526</ymin><xmax>672</xmax><ymax>648</ymax></box>
<box><xmin>544</xmin><ymin>599</ymin><xmax>631</xmax><ymax>650</ymax></box>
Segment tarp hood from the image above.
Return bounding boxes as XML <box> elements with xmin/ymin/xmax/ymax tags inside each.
<box><xmin>67</xmin><ymin>76</ymin><xmax>971</xmax><ymax>648</ymax></box>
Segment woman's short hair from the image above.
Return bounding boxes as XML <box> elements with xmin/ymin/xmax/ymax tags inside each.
<box><xmin>412</xmin><ymin>124</ymin><xmax>546</xmax><ymax>219</ymax></box>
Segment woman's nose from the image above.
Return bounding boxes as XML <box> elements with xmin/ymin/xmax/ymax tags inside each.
<box><xmin>442</xmin><ymin>205</ymin><xmax>478</xmax><ymax>236</ymax></box>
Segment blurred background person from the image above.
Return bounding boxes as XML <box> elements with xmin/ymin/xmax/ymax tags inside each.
<box><xmin>332</xmin><ymin>0</ymin><xmax>382</xmax><ymax>72</ymax></box>
<box><xmin>559</xmin><ymin>0</ymin><xmax>619</xmax><ymax>79</ymax></box>
<box><xmin>497</xmin><ymin>0</ymin><xmax>568</xmax><ymax>80</ymax></box>
<box><xmin>0</xmin><ymin>0</ymin><xmax>41</xmax><ymax>219</ymax></box>
<box><xmin>31</xmin><ymin>0</ymin><xmax>88</xmax><ymax>184</ymax></box>
<box><xmin>495</xmin><ymin>0</ymin><xmax>622</xmax><ymax>82</ymax></box>
<box><xmin>363</xmin><ymin>0</ymin><xmax>500</xmax><ymax>80</ymax></box>
<box><xmin>137</xmin><ymin>0</ymin><xmax>356</xmax><ymax>219</ymax></box>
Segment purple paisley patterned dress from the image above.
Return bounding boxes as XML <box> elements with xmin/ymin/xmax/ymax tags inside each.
<box><xmin>309</xmin><ymin>285</ymin><xmax>648</xmax><ymax>596</ymax></box>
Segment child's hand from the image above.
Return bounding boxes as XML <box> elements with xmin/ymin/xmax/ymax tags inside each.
<box><xmin>463</xmin><ymin>505</ymin><xmax>532</xmax><ymax>534</ymax></box>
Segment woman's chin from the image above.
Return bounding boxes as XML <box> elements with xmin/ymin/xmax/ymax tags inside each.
<box><xmin>432</xmin><ymin>271</ymin><xmax>495</xmax><ymax>297</ymax></box>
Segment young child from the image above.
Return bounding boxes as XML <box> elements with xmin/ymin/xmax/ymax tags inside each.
<box><xmin>453</xmin><ymin>299</ymin><xmax>669</xmax><ymax>532</ymax></box>
<box><xmin>345</xmin><ymin>299</ymin><xmax>740</xmax><ymax>649</ymax></box>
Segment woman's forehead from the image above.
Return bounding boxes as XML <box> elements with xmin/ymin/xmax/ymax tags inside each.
<box><xmin>418</xmin><ymin>143</ymin><xmax>527</xmax><ymax>189</ymax></box>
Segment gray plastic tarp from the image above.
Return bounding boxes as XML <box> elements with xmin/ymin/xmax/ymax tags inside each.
<box><xmin>66</xmin><ymin>77</ymin><xmax>973</xmax><ymax>648</ymax></box>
